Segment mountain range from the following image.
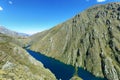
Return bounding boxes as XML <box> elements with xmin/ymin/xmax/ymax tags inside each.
<box><xmin>0</xmin><ymin>26</ymin><xmax>29</xmax><ymax>38</ymax></box>
<box><xmin>30</xmin><ymin>2</ymin><xmax>120</xmax><ymax>80</ymax></box>
<box><xmin>0</xmin><ymin>2</ymin><xmax>120</xmax><ymax>80</ymax></box>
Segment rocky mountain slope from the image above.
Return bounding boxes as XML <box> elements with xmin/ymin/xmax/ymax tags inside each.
<box><xmin>30</xmin><ymin>2</ymin><xmax>120</xmax><ymax>80</ymax></box>
<box><xmin>0</xmin><ymin>33</ymin><xmax>56</xmax><ymax>80</ymax></box>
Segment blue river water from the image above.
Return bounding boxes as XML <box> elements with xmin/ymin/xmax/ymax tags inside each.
<box><xmin>26</xmin><ymin>49</ymin><xmax>107</xmax><ymax>80</ymax></box>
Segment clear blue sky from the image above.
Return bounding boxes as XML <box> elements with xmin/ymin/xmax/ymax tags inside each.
<box><xmin>0</xmin><ymin>0</ymin><xmax>120</xmax><ymax>34</ymax></box>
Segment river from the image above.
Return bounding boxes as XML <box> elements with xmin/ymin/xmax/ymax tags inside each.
<box><xmin>26</xmin><ymin>49</ymin><xmax>107</xmax><ymax>80</ymax></box>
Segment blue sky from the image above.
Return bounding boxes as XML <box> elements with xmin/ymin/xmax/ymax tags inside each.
<box><xmin>0</xmin><ymin>0</ymin><xmax>120</xmax><ymax>34</ymax></box>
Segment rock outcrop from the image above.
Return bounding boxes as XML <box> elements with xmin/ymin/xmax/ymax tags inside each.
<box><xmin>70</xmin><ymin>76</ymin><xmax>83</xmax><ymax>80</ymax></box>
<box><xmin>30</xmin><ymin>2</ymin><xmax>120</xmax><ymax>80</ymax></box>
<box><xmin>0</xmin><ymin>33</ymin><xmax>56</xmax><ymax>80</ymax></box>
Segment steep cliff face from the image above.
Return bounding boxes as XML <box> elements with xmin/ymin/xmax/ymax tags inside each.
<box><xmin>0</xmin><ymin>34</ymin><xmax>56</xmax><ymax>80</ymax></box>
<box><xmin>30</xmin><ymin>2</ymin><xmax>120</xmax><ymax>80</ymax></box>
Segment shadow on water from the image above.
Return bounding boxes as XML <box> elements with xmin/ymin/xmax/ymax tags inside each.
<box><xmin>26</xmin><ymin>49</ymin><xmax>107</xmax><ymax>80</ymax></box>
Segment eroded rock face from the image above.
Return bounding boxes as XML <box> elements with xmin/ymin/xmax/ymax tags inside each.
<box><xmin>101</xmin><ymin>57</ymin><xmax>119</xmax><ymax>80</ymax></box>
<box><xmin>0</xmin><ymin>34</ymin><xmax>56</xmax><ymax>80</ymax></box>
<box><xmin>30</xmin><ymin>2</ymin><xmax>120</xmax><ymax>80</ymax></box>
